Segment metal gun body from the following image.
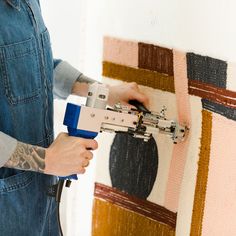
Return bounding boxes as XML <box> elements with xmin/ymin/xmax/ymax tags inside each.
<box><xmin>62</xmin><ymin>82</ymin><xmax>189</xmax><ymax>180</ymax></box>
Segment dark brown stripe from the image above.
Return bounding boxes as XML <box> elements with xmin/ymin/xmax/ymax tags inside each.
<box><xmin>189</xmin><ymin>79</ymin><xmax>236</xmax><ymax>97</ymax></box>
<box><xmin>138</xmin><ymin>42</ymin><xmax>174</xmax><ymax>75</ymax></box>
<box><xmin>189</xmin><ymin>80</ymin><xmax>236</xmax><ymax>108</ymax></box>
<box><xmin>190</xmin><ymin>110</ymin><xmax>212</xmax><ymax>236</ymax></box>
<box><xmin>94</xmin><ymin>182</ymin><xmax>177</xmax><ymax>228</ymax></box>
<box><xmin>103</xmin><ymin>61</ymin><xmax>175</xmax><ymax>93</ymax></box>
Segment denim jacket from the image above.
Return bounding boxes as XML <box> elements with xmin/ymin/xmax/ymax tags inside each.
<box><xmin>0</xmin><ymin>0</ymin><xmax>82</xmax><ymax>235</ymax></box>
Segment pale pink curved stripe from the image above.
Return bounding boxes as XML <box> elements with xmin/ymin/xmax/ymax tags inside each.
<box><xmin>202</xmin><ymin>114</ymin><xmax>236</xmax><ymax>236</ymax></box>
<box><xmin>103</xmin><ymin>36</ymin><xmax>138</xmax><ymax>68</ymax></box>
<box><xmin>164</xmin><ymin>50</ymin><xmax>191</xmax><ymax>212</ymax></box>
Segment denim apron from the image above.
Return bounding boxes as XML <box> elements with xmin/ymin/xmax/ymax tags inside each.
<box><xmin>0</xmin><ymin>0</ymin><xmax>59</xmax><ymax>235</ymax></box>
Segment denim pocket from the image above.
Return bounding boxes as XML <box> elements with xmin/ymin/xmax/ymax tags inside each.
<box><xmin>0</xmin><ymin>169</ymin><xmax>34</xmax><ymax>194</ymax></box>
<box><xmin>0</xmin><ymin>37</ymin><xmax>41</xmax><ymax>105</ymax></box>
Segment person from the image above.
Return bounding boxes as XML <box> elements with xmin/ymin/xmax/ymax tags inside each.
<box><xmin>0</xmin><ymin>0</ymin><xmax>149</xmax><ymax>235</ymax></box>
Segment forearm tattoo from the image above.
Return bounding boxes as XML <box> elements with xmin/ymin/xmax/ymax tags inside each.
<box><xmin>76</xmin><ymin>74</ymin><xmax>97</xmax><ymax>84</ymax></box>
<box><xmin>4</xmin><ymin>142</ymin><xmax>46</xmax><ymax>173</ymax></box>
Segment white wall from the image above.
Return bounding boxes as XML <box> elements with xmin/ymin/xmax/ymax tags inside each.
<box><xmin>40</xmin><ymin>0</ymin><xmax>90</xmax><ymax>72</ymax></box>
<box><xmin>82</xmin><ymin>0</ymin><xmax>236</xmax><ymax>79</ymax></box>
<box><xmin>40</xmin><ymin>0</ymin><xmax>236</xmax><ymax>104</ymax></box>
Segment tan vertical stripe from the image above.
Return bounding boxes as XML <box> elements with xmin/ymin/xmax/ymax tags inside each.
<box><xmin>103</xmin><ymin>61</ymin><xmax>175</xmax><ymax>93</ymax></box>
<box><xmin>190</xmin><ymin>110</ymin><xmax>212</xmax><ymax>236</ymax></box>
<box><xmin>92</xmin><ymin>198</ymin><xmax>175</xmax><ymax>236</ymax></box>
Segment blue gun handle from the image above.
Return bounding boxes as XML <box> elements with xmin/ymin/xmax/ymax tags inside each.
<box><xmin>61</xmin><ymin>102</ymin><xmax>98</xmax><ymax>180</ymax></box>
<box><xmin>59</xmin><ymin>127</ymin><xmax>98</xmax><ymax>181</ymax></box>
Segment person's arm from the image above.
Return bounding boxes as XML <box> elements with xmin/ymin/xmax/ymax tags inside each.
<box><xmin>1</xmin><ymin>132</ymin><xmax>98</xmax><ymax>176</ymax></box>
<box><xmin>53</xmin><ymin>60</ymin><xmax>149</xmax><ymax>107</ymax></box>
<box><xmin>53</xmin><ymin>60</ymin><xmax>97</xmax><ymax>99</ymax></box>
<box><xmin>4</xmin><ymin>140</ymin><xmax>46</xmax><ymax>173</ymax></box>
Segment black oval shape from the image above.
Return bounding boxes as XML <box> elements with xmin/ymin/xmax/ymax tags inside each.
<box><xmin>109</xmin><ymin>133</ymin><xmax>158</xmax><ymax>199</ymax></box>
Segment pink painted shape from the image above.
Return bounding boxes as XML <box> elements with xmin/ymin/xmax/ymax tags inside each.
<box><xmin>164</xmin><ymin>50</ymin><xmax>191</xmax><ymax>212</ymax></box>
<box><xmin>103</xmin><ymin>36</ymin><xmax>138</xmax><ymax>68</ymax></box>
<box><xmin>172</xmin><ymin>50</ymin><xmax>191</xmax><ymax>125</ymax></box>
<box><xmin>202</xmin><ymin>114</ymin><xmax>236</xmax><ymax>236</ymax></box>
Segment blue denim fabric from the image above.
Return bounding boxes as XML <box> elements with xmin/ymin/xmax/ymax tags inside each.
<box><xmin>0</xmin><ymin>0</ymin><xmax>59</xmax><ymax>235</ymax></box>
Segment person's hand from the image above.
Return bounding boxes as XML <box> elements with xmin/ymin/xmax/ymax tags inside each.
<box><xmin>44</xmin><ymin>132</ymin><xmax>98</xmax><ymax>176</ymax></box>
<box><xmin>107</xmin><ymin>82</ymin><xmax>149</xmax><ymax>108</ymax></box>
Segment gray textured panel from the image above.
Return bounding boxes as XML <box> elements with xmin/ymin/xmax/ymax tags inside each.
<box><xmin>202</xmin><ymin>99</ymin><xmax>236</xmax><ymax>121</ymax></box>
<box><xmin>187</xmin><ymin>53</ymin><xmax>227</xmax><ymax>88</ymax></box>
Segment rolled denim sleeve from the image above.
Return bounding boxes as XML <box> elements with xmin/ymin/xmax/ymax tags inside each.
<box><xmin>0</xmin><ymin>132</ymin><xmax>17</xmax><ymax>167</ymax></box>
<box><xmin>53</xmin><ymin>60</ymin><xmax>83</xmax><ymax>99</ymax></box>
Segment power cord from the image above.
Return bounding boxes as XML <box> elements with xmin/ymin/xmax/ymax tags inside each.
<box><xmin>48</xmin><ymin>179</ymin><xmax>72</xmax><ymax>236</ymax></box>
<box><xmin>56</xmin><ymin>180</ymin><xmax>65</xmax><ymax>236</ymax></box>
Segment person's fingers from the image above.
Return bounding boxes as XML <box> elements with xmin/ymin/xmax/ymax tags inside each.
<box><xmin>82</xmin><ymin>159</ymin><xmax>90</xmax><ymax>168</ymax></box>
<box><xmin>129</xmin><ymin>82</ymin><xmax>139</xmax><ymax>90</ymax></box>
<box><xmin>84</xmin><ymin>140</ymin><xmax>98</xmax><ymax>150</ymax></box>
<box><xmin>130</xmin><ymin>90</ymin><xmax>149</xmax><ymax>108</ymax></box>
<box><xmin>83</xmin><ymin>150</ymin><xmax>93</xmax><ymax>160</ymax></box>
<box><xmin>77</xmin><ymin>138</ymin><xmax>98</xmax><ymax>150</ymax></box>
<box><xmin>78</xmin><ymin>167</ymin><xmax>86</xmax><ymax>174</ymax></box>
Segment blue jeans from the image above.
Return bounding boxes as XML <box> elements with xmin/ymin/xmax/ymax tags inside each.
<box><xmin>0</xmin><ymin>169</ymin><xmax>59</xmax><ymax>235</ymax></box>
